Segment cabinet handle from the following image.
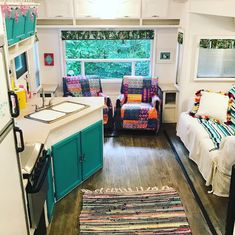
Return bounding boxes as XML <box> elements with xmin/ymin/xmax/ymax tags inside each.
<box><xmin>80</xmin><ymin>154</ymin><xmax>85</xmax><ymax>162</ymax></box>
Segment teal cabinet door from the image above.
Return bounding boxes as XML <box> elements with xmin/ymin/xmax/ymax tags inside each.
<box><xmin>25</xmin><ymin>11</ymin><xmax>36</xmax><ymax>38</ymax></box>
<box><xmin>13</xmin><ymin>14</ymin><xmax>26</xmax><ymax>43</ymax></box>
<box><xmin>52</xmin><ymin>132</ymin><xmax>82</xmax><ymax>200</ymax></box>
<box><xmin>5</xmin><ymin>17</ymin><xmax>15</xmax><ymax>46</ymax></box>
<box><xmin>46</xmin><ymin>155</ymin><xmax>55</xmax><ymax>222</ymax></box>
<box><xmin>81</xmin><ymin>121</ymin><xmax>103</xmax><ymax>181</ymax></box>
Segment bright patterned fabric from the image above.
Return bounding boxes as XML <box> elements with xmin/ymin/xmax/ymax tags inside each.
<box><xmin>197</xmin><ymin>118</ymin><xmax>235</xmax><ymax>149</ymax></box>
<box><xmin>121</xmin><ymin>77</ymin><xmax>158</xmax><ymax>103</ymax></box>
<box><xmin>228</xmin><ymin>86</ymin><xmax>235</xmax><ymax>124</ymax></box>
<box><xmin>189</xmin><ymin>89</ymin><xmax>232</xmax><ymax>124</ymax></box>
<box><xmin>127</xmin><ymin>94</ymin><xmax>142</xmax><ymax>103</ymax></box>
<box><xmin>63</xmin><ymin>76</ymin><xmax>113</xmax><ymax>129</ymax></box>
<box><xmin>64</xmin><ymin>76</ymin><xmax>101</xmax><ymax>97</ymax></box>
<box><xmin>115</xmin><ymin>77</ymin><xmax>161</xmax><ymax>131</ymax></box>
<box><xmin>80</xmin><ymin>187</ymin><xmax>192</xmax><ymax>234</ymax></box>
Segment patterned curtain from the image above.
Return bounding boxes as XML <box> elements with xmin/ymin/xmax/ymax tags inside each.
<box><xmin>178</xmin><ymin>32</ymin><xmax>183</xmax><ymax>44</ymax></box>
<box><xmin>199</xmin><ymin>39</ymin><xmax>235</xmax><ymax>49</ymax></box>
<box><xmin>61</xmin><ymin>30</ymin><xmax>154</xmax><ymax>40</ymax></box>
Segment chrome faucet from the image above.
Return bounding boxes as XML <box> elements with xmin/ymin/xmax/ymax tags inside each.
<box><xmin>41</xmin><ymin>88</ymin><xmax>45</xmax><ymax>108</ymax></box>
<box><xmin>33</xmin><ymin>88</ymin><xmax>53</xmax><ymax>112</ymax></box>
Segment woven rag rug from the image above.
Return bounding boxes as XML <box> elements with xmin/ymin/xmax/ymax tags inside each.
<box><xmin>79</xmin><ymin>186</ymin><xmax>192</xmax><ymax>234</ymax></box>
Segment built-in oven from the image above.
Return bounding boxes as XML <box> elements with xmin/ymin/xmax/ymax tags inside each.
<box><xmin>20</xmin><ymin>143</ymin><xmax>50</xmax><ymax>230</ymax></box>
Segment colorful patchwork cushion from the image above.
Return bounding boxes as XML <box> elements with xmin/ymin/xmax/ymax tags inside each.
<box><xmin>65</xmin><ymin>76</ymin><xmax>83</xmax><ymax>96</ymax></box>
<box><xmin>189</xmin><ymin>89</ymin><xmax>232</xmax><ymax>124</ymax></box>
<box><xmin>103</xmin><ymin>105</ymin><xmax>109</xmax><ymax>125</ymax></box>
<box><xmin>122</xmin><ymin>77</ymin><xmax>158</xmax><ymax>103</ymax></box>
<box><xmin>228</xmin><ymin>86</ymin><xmax>235</xmax><ymax>124</ymax></box>
<box><xmin>121</xmin><ymin>103</ymin><xmax>157</xmax><ymax>121</ymax></box>
<box><xmin>64</xmin><ymin>76</ymin><xmax>101</xmax><ymax>97</ymax></box>
<box><xmin>127</xmin><ymin>94</ymin><xmax>142</xmax><ymax>103</ymax></box>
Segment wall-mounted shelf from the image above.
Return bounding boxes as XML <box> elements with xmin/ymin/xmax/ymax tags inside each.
<box><xmin>8</xmin><ymin>36</ymin><xmax>35</xmax><ymax>60</ymax></box>
<box><xmin>36</xmin><ymin>19</ymin><xmax>180</xmax><ymax>29</ymax></box>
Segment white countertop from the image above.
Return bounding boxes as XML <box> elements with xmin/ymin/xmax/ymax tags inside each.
<box><xmin>16</xmin><ymin>97</ymin><xmax>104</xmax><ymax>148</ymax></box>
<box><xmin>159</xmin><ymin>83</ymin><xmax>179</xmax><ymax>92</ymax></box>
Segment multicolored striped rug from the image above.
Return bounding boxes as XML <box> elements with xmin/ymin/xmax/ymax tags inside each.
<box><xmin>79</xmin><ymin>186</ymin><xmax>192</xmax><ymax>234</ymax></box>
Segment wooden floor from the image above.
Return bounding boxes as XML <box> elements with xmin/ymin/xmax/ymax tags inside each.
<box><xmin>47</xmin><ymin>126</ymin><xmax>227</xmax><ymax>235</ymax></box>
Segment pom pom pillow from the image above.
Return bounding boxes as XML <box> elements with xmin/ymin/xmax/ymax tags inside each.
<box><xmin>228</xmin><ymin>86</ymin><xmax>235</xmax><ymax>124</ymax></box>
<box><xmin>189</xmin><ymin>89</ymin><xmax>232</xmax><ymax>124</ymax></box>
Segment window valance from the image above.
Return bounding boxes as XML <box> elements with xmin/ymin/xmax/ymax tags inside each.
<box><xmin>61</xmin><ymin>30</ymin><xmax>154</xmax><ymax>40</ymax></box>
<box><xmin>200</xmin><ymin>39</ymin><xmax>235</xmax><ymax>49</ymax></box>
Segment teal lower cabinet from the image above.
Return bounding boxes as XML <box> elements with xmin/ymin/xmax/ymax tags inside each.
<box><xmin>81</xmin><ymin>121</ymin><xmax>103</xmax><ymax>181</ymax></box>
<box><xmin>52</xmin><ymin>132</ymin><xmax>82</xmax><ymax>201</ymax></box>
<box><xmin>46</xmin><ymin>154</ymin><xmax>55</xmax><ymax>222</ymax></box>
<box><xmin>52</xmin><ymin>121</ymin><xmax>103</xmax><ymax>201</ymax></box>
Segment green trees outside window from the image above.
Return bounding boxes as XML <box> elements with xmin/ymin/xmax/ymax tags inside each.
<box><xmin>65</xmin><ymin>40</ymin><xmax>152</xmax><ymax>78</ymax></box>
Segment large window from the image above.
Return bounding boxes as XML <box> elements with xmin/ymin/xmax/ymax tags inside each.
<box><xmin>196</xmin><ymin>38</ymin><xmax>235</xmax><ymax>80</ymax></box>
<box><xmin>64</xmin><ymin>36</ymin><xmax>152</xmax><ymax>79</ymax></box>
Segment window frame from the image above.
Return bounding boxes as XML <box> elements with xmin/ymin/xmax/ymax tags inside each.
<box><xmin>62</xmin><ymin>39</ymin><xmax>153</xmax><ymax>79</ymax></box>
<box><xmin>194</xmin><ymin>36</ymin><xmax>235</xmax><ymax>82</ymax></box>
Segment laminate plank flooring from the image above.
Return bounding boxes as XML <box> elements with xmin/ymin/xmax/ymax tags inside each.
<box><xmin>47</xmin><ymin>129</ymin><xmax>212</xmax><ymax>235</ymax></box>
<box><xmin>165</xmin><ymin>124</ymin><xmax>228</xmax><ymax>235</ymax></box>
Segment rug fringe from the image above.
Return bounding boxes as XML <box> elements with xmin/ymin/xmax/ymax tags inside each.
<box><xmin>81</xmin><ymin>186</ymin><xmax>174</xmax><ymax>194</ymax></box>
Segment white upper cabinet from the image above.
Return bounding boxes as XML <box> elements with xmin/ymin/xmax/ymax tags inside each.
<box><xmin>75</xmin><ymin>0</ymin><xmax>140</xmax><ymax>19</ymax></box>
<box><xmin>118</xmin><ymin>0</ymin><xmax>141</xmax><ymax>19</ymax></box>
<box><xmin>36</xmin><ymin>0</ymin><xmax>73</xmax><ymax>19</ymax></box>
<box><xmin>142</xmin><ymin>0</ymin><xmax>169</xmax><ymax>18</ymax></box>
<box><xmin>75</xmin><ymin>0</ymin><xmax>97</xmax><ymax>18</ymax></box>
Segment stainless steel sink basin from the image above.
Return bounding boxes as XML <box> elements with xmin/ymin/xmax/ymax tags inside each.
<box><xmin>25</xmin><ymin>101</ymin><xmax>89</xmax><ymax>123</ymax></box>
<box><xmin>51</xmin><ymin>102</ymin><xmax>87</xmax><ymax>113</ymax></box>
<box><xmin>28</xmin><ymin>109</ymin><xmax>66</xmax><ymax>122</ymax></box>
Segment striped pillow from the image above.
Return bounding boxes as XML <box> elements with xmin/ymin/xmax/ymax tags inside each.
<box><xmin>228</xmin><ymin>86</ymin><xmax>235</xmax><ymax>124</ymax></box>
<box><xmin>189</xmin><ymin>89</ymin><xmax>233</xmax><ymax>124</ymax></box>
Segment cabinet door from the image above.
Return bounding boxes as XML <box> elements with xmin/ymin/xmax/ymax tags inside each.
<box><xmin>46</xmin><ymin>154</ymin><xmax>55</xmax><ymax>222</ymax></box>
<box><xmin>25</xmin><ymin>11</ymin><xmax>36</xmax><ymax>38</ymax></box>
<box><xmin>119</xmin><ymin>0</ymin><xmax>140</xmax><ymax>18</ymax></box>
<box><xmin>5</xmin><ymin>17</ymin><xmax>15</xmax><ymax>45</ymax></box>
<box><xmin>45</xmin><ymin>0</ymin><xmax>73</xmax><ymax>18</ymax></box>
<box><xmin>52</xmin><ymin>132</ymin><xmax>82</xmax><ymax>200</ymax></box>
<box><xmin>13</xmin><ymin>14</ymin><xmax>26</xmax><ymax>42</ymax></box>
<box><xmin>81</xmin><ymin>121</ymin><xmax>103</xmax><ymax>181</ymax></box>
<box><xmin>142</xmin><ymin>0</ymin><xmax>169</xmax><ymax>18</ymax></box>
<box><xmin>75</xmin><ymin>0</ymin><xmax>96</xmax><ymax>18</ymax></box>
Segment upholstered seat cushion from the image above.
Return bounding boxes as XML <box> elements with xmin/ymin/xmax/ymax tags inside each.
<box><xmin>120</xmin><ymin>103</ymin><xmax>158</xmax><ymax>129</ymax></box>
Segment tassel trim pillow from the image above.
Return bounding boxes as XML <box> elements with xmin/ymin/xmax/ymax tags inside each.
<box><xmin>189</xmin><ymin>89</ymin><xmax>233</xmax><ymax>124</ymax></box>
<box><xmin>228</xmin><ymin>86</ymin><xmax>235</xmax><ymax>124</ymax></box>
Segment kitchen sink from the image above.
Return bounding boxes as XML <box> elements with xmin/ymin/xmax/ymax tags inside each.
<box><xmin>25</xmin><ymin>101</ymin><xmax>89</xmax><ymax>123</ymax></box>
<box><xmin>26</xmin><ymin>109</ymin><xmax>66</xmax><ymax>123</ymax></box>
<box><xmin>51</xmin><ymin>101</ymin><xmax>87</xmax><ymax>113</ymax></box>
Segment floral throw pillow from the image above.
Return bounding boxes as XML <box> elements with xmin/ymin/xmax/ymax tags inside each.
<box><xmin>189</xmin><ymin>89</ymin><xmax>233</xmax><ymax>124</ymax></box>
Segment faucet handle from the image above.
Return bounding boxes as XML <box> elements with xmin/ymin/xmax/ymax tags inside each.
<box><xmin>48</xmin><ymin>98</ymin><xmax>53</xmax><ymax>107</ymax></box>
<box><xmin>32</xmin><ymin>104</ymin><xmax>38</xmax><ymax>112</ymax></box>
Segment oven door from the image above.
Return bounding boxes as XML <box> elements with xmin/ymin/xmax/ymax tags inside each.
<box><xmin>26</xmin><ymin>152</ymin><xmax>50</xmax><ymax>229</ymax></box>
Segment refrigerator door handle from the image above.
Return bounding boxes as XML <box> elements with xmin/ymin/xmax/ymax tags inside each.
<box><xmin>8</xmin><ymin>91</ymin><xmax>20</xmax><ymax>118</ymax></box>
<box><xmin>14</xmin><ymin>127</ymin><xmax>25</xmax><ymax>153</ymax></box>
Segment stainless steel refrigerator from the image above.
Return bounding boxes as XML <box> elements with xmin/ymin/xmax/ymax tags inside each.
<box><xmin>0</xmin><ymin>35</ymin><xmax>29</xmax><ymax>235</ymax></box>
